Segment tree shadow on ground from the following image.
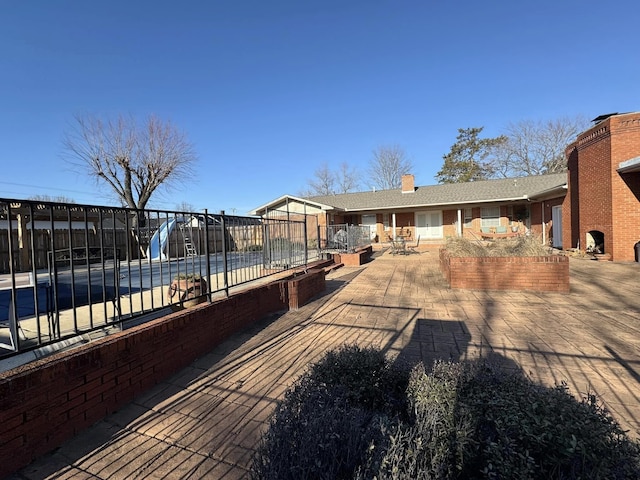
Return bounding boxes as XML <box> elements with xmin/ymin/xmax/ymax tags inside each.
<box><xmin>392</xmin><ymin>317</ymin><xmax>522</xmax><ymax>376</ymax></box>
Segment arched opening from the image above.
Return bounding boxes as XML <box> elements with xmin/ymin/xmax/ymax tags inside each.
<box><xmin>586</xmin><ymin>230</ymin><xmax>605</xmax><ymax>254</ymax></box>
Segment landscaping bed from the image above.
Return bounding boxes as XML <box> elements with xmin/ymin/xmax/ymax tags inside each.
<box><xmin>440</xmin><ymin>237</ymin><xmax>570</xmax><ymax>292</ymax></box>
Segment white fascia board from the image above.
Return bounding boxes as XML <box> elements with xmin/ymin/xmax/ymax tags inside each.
<box><xmin>617</xmin><ymin>156</ymin><xmax>640</xmax><ymax>173</ymax></box>
<box><xmin>249</xmin><ymin>194</ymin><xmax>338</xmax><ymax>216</ymax></box>
<box><xmin>527</xmin><ymin>184</ymin><xmax>568</xmax><ymax>201</ymax></box>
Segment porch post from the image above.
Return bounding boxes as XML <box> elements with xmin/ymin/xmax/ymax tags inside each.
<box><xmin>541</xmin><ymin>203</ymin><xmax>546</xmax><ymax>246</ymax></box>
<box><xmin>457</xmin><ymin>209</ymin><xmax>462</xmax><ymax>237</ymax></box>
<box><xmin>392</xmin><ymin>213</ymin><xmax>397</xmax><ymax>239</ymax></box>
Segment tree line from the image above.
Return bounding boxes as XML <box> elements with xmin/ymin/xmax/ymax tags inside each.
<box><xmin>59</xmin><ymin>113</ymin><xmax>589</xmax><ymax>210</ymax></box>
<box><xmin>304</xmin><ymin>115</ymin><xmax>589</xmax><ymax>195</ymax></box>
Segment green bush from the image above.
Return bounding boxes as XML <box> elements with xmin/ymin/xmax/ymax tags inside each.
<box><xmin>252</xmin><ymin>348</ymin><xmax>640</xmax><ymax>480</ymax></box>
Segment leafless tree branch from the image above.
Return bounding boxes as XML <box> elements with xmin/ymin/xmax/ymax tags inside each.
<box><xmin>62</xmin><ymin>113</ymin><xmax>197</xmax><ymax>211</ymax></box>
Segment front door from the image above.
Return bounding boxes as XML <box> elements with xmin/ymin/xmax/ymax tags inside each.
<box><xmin>415</xmin><ymin>211</ymin><xmax>442</xmax><ymax>239</ymax></box>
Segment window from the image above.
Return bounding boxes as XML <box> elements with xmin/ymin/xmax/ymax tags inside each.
<box><xmin>481</xmin><ymin>206</ymin><xmax>500</xmax><ymax>228</ymax></box>
<box><xmin>464</xmin><ymin>208</ymin><xmax>472</xmax><ymax>228</ymax></box>
<box><xmin>361</xmin><ymin>214</ymin><xmax>376</xmax><ymax>226</ymax></box>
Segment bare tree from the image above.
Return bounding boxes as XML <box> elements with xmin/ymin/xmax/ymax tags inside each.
<box><xmin>306</xmin><ymin>163</ymin><xmax>336</xmax><ymax>196</ymax></box>
<box><xmin>62</xmin><ymin>114</ymin><xmax>197</xmax><ymax>214</ymax></box>
<box><xmin>490</xmin><ymin>116</ymin><xmax>590</xmax><ymax>177</ymax></box>
<box><xmin>175</xmin><ymin>201</ymin><xmax>196</xmax><ymax>212</ymax></box>
<box><xmin>302</xmin><ymin>162</ymin><xmax>360</xmax><ymax>197</ymax></box>
<box><xmin>336</xmin><ymin>162</ymin><xmax>360</xmax><ymax>193</ymax></box>
<box><xmin>29</xmin><ymin>194</ymin><xmax>76</xmax><ymax>203</ymax></box>
<box><xmin>369</xmin><ymin>145</ymin><xmax>414</xmax><ymax>190</ymax></box>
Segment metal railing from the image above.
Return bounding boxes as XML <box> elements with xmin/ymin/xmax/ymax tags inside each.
<box><xmin>321</xmin><ymin>224</ymin><xmax>373</xmax><ymax>253</ymax></box>
<box><xmin>0</xmin><ymin>199</ymin><xmax>321</xmax><ymax>357</ymax></box>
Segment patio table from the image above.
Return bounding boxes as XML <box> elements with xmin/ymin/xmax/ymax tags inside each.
<box><xmin>391</xmin><ymin>238</ymin><xmax>408</xmax><ymax>255</ymax></box>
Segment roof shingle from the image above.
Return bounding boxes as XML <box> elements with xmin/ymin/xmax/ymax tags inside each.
<box><xmin>306</xmin><ymin>173</ymin><xmax>567</xmax><ymax>211</ymax></box>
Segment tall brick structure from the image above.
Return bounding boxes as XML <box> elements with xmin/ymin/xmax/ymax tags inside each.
<box><xmin>563</xmin><ymin>112</ymin><xmax>640</xmax><ymax>261</ymax></box>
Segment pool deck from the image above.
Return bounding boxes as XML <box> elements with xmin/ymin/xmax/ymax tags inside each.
<box><xmin>13</xmin><ymin>249</ymin><xmax>640</xmax><ymax>479</ymax></box>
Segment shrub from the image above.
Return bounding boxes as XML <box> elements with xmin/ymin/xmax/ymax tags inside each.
<box><xmin>363</xmin><ymin>360</ymin><xmax>640</xmax><ymax>480</ymax></box>
<box><xmin>252</xmin><ymin>348</ymin><xmax>640</xmax><ymax>480</ymax></box>
<box><xmin>251</xmin><ymin>345</ymin><xmax>410</xmax><ymax>480</ymax></box>
<box><xmin>305</xmin><ymin>345</ymin><xmax>410</xmax><ymax>415</ymax></box>
<box><xmin>172</xmin><ymin>272</ymin><xmax>203</xmax><ymax>280</ymax></box>
<box><xmin>446</xmin><ymin>236</ymin><xmax>551</xmax><ymax>257</ymax></box>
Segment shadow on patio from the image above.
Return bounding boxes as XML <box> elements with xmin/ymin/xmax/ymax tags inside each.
<box><xmin>15</xmin><ymin>253</ymin><xmax>640</xmax><ymax>479</ymax></box>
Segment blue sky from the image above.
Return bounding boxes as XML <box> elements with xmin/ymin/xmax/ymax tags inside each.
<box><xmin>1</xmin><ymin>1</ymin><xmax>638</xmax><ymax>214</ymax></box>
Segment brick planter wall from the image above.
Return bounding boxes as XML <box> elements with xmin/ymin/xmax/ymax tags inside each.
<box><xmin>288</xmin><ymin>269</ymin><xmax>326</xmax><ymax>310</ymax></box>
<box><xmin>333</xmin><ymin>245</ymin><xmax>373</xmax><ymax>266</ymax></box>
<box><xmin>440</xmin><ymin>249</ymin><xmax>570</xmax><ymax>293</ymax></box>
<box><xmin>0</xmin><ymin>270</ymin><xmax>327</xmax><ymax>477</ymax></box>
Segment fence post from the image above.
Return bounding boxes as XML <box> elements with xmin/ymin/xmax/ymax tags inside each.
<box><xmin>204</xmin><ymin>209</ymin><xmax>211</xmax><ymax>302</ymax></box>
<box><xmin>303</xmin><ymin>216</ymin><xmax>308</xmax><ymax>266</ymax></box>
<box><xmin>220</xmin><ymin>211</ymin><xmax>229</xmax><ymax>297</ymax></box>
<box><xmin>5</xmin><ymin>203</ymin><xmax>19</xmax><ymax>352</ymax></box>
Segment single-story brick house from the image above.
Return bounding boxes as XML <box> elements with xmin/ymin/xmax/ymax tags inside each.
<box><xmin>250</xmin><ymin>172</ymin><xmax>568</xmax><ymax>248</ymax></box>
<box><xmin>252</xmin><ymin>112</ymin><xmax>640</xmax><ymax>261</ymax></box>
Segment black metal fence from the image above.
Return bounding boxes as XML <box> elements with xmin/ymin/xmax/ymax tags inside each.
<box><xmin>0</xmin><ymin>199</ymin><xmax>320</xmax><ymax>357</ymax></box>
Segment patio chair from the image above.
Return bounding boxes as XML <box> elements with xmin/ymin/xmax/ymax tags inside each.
<box><xmin>407</xmin><ymin>236</ymin><xmax>421</xmax><ymax>254</ymax></box>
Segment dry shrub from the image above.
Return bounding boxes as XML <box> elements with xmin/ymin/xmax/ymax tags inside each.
<box><xmin>445</xmin><ymin>235</ymin><xmax>551</xmax><ymax>257</ymax></box>
<box><xmin>252</xmin><ymin>348</ymin><xmax>640</xmax><ymax>480</ymax></box>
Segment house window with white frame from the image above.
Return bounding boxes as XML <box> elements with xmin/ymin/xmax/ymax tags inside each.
<box><xmin>481</xmin><ymin>206</ymin><xmax>500</xmax><ymax>228</ymax></box>
<box><xmin>464</xmin><ymin>208</ymin><xmax>472</xmax><ymax>228</ymax></box>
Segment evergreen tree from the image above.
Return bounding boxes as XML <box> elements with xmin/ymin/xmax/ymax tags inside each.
<box><xmin>436</xmin><ymin>127</ymin><xmax>506</xmax><ymax>184</ymax></box>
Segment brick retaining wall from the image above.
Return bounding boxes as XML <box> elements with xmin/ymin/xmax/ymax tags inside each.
<box><xmin>288</xmin><ymin>269</ymin><xmax>326</xmax><ymax>310</ymax></box>
<box><xmin>0</xmin><ymin>268</ymin><xmax>327</xmax><ymax>477</ymax></box>
<box><xmin>333</xmin><ymin>245</ymin><xmax>373</xmax><ymax>266</ymax></box>
<box><xmin>440</xmin><ymin>249</ymin><xmax>570</xmax><ymax>292</ymax></box>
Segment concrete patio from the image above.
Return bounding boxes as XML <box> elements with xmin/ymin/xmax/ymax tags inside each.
<box><xmin>13</xmin><ymin>249</ymin><xmax>640</xmax><ymax>479</ymax></box>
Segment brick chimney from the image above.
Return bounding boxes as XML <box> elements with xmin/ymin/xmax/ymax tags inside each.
<box><xmin>401</xmin><ymin>174</ymin><xmax>415</xmax><ymax>193</ymax></box>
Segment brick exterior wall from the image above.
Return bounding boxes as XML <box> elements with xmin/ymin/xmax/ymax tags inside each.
<box><xmin>528</xmin><ymin>198</ymin><xmax>564</xmax><ymax>245</ymax></box>
<box><xmin>0</xmin><ymin>269</ymin><xmax>328</xmax><ymax>478</ymax></box>
<box><xmin>442</xmin><ymin>210</ymin><xmax>458</xmax><ymax>237</ymax></box>
<box><xmin>611</xmin><ymin>115</ymin><xmax>640</xmax><ymax>261</ymax></box>
<box><xmin>439</xmin><ymin>249</ymin><xmax>569</xmax><ymax>292</ymax></box>
<box><xmin>563</xmin><ymin>112</ymin><xmax>640</xmax><ymax>261</ymax></box>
